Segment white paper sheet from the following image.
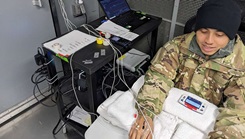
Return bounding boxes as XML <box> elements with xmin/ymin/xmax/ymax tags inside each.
<box><xmin>96</xmin><ymin>20</ymin><xmax>139</xmax><ymax>41</ymax></box>
<box><xmin>43</xmin><ymin>30</ymin><xmax>96</xmax><ymax>56</ymax></box>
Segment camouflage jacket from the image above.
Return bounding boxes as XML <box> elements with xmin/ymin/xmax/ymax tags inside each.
<box><xmin>136</xmin><ymin>32</ymin><xmax>245</xmax><ymax>139</ymax></box>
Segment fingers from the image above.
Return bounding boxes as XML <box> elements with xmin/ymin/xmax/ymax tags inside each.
<box><xmin>130</xmin><ymin>129</ymin><xmax>136</xmax><ymax>139</ymax></box>
<box><xmin>129</xmin><ymin>117</ymin><xmax>140</xmax><ymax>138</ymax></box>
<box><xmin>146</xmin><ymin>131</ymin><xmax>152</xmax><ymax>139</ymax></box>
<box><xmin>129</xmin><ymin>123</ymin><xmax>137</xmax><ymax>137</ymax></box>
<box><xmin>129</xmin><ymin>123</ymin><xmax>134</xmax><ymax>137</ymax></box>
<box><xmin>130</xmin><ymin>118</ymin><xmax>140</xmax><ymax>137</ymax></box>
<box><xmin>146</xmin><ymin>117</ymin><xmax>153</xmax><ymax>139</ymax></box>
<box><xmin>129</xmin><ymin>115</ymin><xmax>154</xmax><ymax>139</ymax></box>
<box><xmin>141</xmin><ymin>128</ymin><xmax>150</xmax><ymax>139</ymax></box>
<box><xmin>129</xmin><ymin>123</ymin><xmax>139</xmax><ymax>139</ymax></box>
<box><xmin>142</xmin><ymin>121</ymin><xmax>153</xmax><ymax>139</ymax></box>
<box><xmin>133</xmin><ymin>122</ymin><xmax>142</xmax><ymax>139</ymax></box>
<box><xmin>129</xmin><ymin>127</ymin><xmax>133</xmax><ymax>137</ymax></box>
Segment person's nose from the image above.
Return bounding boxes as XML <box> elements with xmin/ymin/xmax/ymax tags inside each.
<box><xmin>204</xmin><ymin>33</ymin><xmax>214</xmax><ymax>45</ymax></box>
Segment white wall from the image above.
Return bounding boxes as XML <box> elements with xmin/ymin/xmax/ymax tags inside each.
<box><xmin>0</xmin><ymin>0</ymin><xmax>56</xmax><ymax>113</ymax></box>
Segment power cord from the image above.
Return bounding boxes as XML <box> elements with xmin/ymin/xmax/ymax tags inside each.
<box><xmin>52</xmin><ymin>103</ymin><xmax>74</xmax><ymax>136</ymax></box>
<box><xmin>31</xmin><ymin>47</ymin><xmax>58</xmax><ymax>107</ymax></box>
<box><xmin>58</xmin><ymin>0</ymin><xmax>77</xmax><ymax>31</ymax></box>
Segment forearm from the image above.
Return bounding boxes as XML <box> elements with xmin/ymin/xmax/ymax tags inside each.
<box><xmin>136</xmin><ymin>69</ymin><xmax>173</xmax><ymax>118</ymax></box>
<box><xmin>136</xmin><ymin>45</ymin><xmax>179</xmax><ymax>119</ymax></box>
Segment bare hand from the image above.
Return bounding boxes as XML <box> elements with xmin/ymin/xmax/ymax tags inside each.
<box><xmin>129</xmin><ymin>115</ymin><xmax>153</xmax><ymax>139</ymax></box>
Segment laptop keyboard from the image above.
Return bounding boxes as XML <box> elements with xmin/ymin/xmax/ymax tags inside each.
<box><xmin>115</xmin><ymin>13</ymin><xmax>135</xmax><ymax>26</ymax></box>
<box><xmin>112</xmin><ymin>12</ymin><xmax>150</xmax><ymax>31</ymax></box>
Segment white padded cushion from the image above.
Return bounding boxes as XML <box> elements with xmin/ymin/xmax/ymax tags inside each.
<box><xmin>163</xmin><ymin>88</ymin><xmax>220</xmax><ymax>134</ymax></box>
<box><xmin>85</xmin><ymin>116</ymin><xmax>128</xmax><ymax>139</ymax></box>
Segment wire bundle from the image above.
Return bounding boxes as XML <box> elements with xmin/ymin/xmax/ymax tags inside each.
<box><xmin>57</xmin><ymin>0</ymin><xmax>88</xmax><ymax>32</ymax></box>
<box><xmin>31</xmin><ymin>47</ymin><xmax>57</xmax><ymax>107</ymax></box>
<box><xmin>57</xmin><ymin>0</ymin><xmax>77</xmax><ymax>31</ymax></box>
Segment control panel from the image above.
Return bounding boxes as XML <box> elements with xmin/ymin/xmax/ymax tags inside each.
<box><xmin>110</xmin><ymin>36</ymin><xmax>132</xmax><ymax>48</ymax></box>
<box><xmin>178</xmin><ymin>95</ymin><xmax>207</xmax><ymax>114</ymax></box>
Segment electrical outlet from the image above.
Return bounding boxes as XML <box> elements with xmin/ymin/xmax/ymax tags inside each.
<box><xmin>78</xmin><ymin>0</ymin><xmax>86</xmax><ymax>14</ymax></box>
<box><xmin>72</xmin><ymin>4</ymin><xmax>83</xmax><ymax>17</ymax></box>
<box><xmin>32</xmin><ymin>0</ymin><xmax>42</xmax><ymax>7</ymax></box>
<box><xmin>80</xmin><ymin>4</ymin><xmax>86</xmax><ymax>14</ymax></box>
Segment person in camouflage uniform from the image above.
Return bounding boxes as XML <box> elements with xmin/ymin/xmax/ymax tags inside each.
<box><xmin>129</xmin><ymin>0</ymin><xmax>245</xmax><ymax>139</ymax></box>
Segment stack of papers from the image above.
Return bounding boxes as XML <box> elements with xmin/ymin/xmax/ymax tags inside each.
<box><xmin>43</xmin><ymin>30</ymin><xmax>96</xmax><ymax>57</ymax></box>
<box><xmin>68</xmin><ymin>106</ymin><xmax>91</xmax><ymax>127</ymax></box>
<box><xmin>96</xmin><ymin>20</ymin><xmax>139</xmax><ymax>41</ymax></box>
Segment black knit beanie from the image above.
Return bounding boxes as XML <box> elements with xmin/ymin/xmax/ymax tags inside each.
<box><xmin>195</xmin><ymin>0</ymin><xmax>241</xmax><ymax>39</ymax></box>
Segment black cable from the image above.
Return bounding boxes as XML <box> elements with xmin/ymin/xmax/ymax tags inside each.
<box><xmin>31</xmin><ymin>63</ymin><xmax>58</xmax><ymax>107</ymax></box>
<box><xmin>37</xmin><ymin>46</ymin><xmax>45</xmax><ymax>56</ymax></box>
<box><xmin>52</xmin><ymin>103</ymin><xmax>74</xmax><ymax>136</ymax></box>
<box><xmin>31</xmin><ymin>68</ymin><xmax>74</xmax><ymax>107</ymax></box>
<box><xmin>52</xmin><ymin>118</ymin><xmax>63</xmax><ymax>135</ymax></box>
<box><xmin>32</xmin><ymin>82</ymin><xmax>57</xmax><ymax>107</ymax></box>
<box><xmin>35</xmin><ymin>83</ymin><xmax>47</xmax><ymax>98</ymax></box>
<box><xmin>84</xmin><ymin>13</ymin><xmax>88</xmax><ymax>24</ymax></box>
<box><xmin>50</xmin><ymin>87</ymin><xmax>58</xmax><ymax>104</ymax></box>
<box><xmin>31</xmin><ymin>68</ymin><xmax>46</xmax><ymax>84</ymax></box>
<box><xmin>146</xmin><ymin>34</ymin><xmax>154</xmax><ymax>57</ymax></box>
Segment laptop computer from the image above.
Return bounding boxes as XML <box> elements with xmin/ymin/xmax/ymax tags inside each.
<box><xmin>98</xmin><ymin>0</ymin><xmax>151</xmax><ymax>31</ymax></box>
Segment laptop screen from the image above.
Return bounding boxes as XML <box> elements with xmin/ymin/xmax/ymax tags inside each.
<box><xmin>98</xmin><ymin>0</ymin><xmax>131</xmax><ymax>19</ymax></box>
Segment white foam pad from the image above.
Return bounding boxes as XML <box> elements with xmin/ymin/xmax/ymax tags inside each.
<box><xmin>163</xmin><ymin>88</ymin><xmax>220</xmax><ymax>134</ymax></box>
<box><xmin>172</xmin><ymin>122</ymin><xmax>206</xmax><ymax>139</ymax></box>
<box><xmin>85</xmin><ymin>116</ymin><xmax>128</xmax><ymax>139</ymax></box>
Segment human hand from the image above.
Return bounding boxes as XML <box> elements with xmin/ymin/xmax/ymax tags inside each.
<box><xmin>129</xmin><ymin>115</ymin><xmax>153</xmax><ymax>139</ymax></box>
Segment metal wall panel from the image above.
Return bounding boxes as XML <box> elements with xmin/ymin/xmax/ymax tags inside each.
<box><xmin>126</xmin><ymin>0</ymin><xmax>174</xmax><ymax>51</ymax></box>
<box><xmin>129</xmin><ymin>0</ymin><xmax>174</xmax><ymax>20</ymax></box>
<box><xmin>177</xmin><ymin>0</ymin><xmax>205</xmax><ymax>24</ymax></box>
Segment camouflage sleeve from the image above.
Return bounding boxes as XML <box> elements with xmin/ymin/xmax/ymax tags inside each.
<box><xmin>208</xmin><ymin>76</ymin><xmax>245</xmax><ymax>139</ymax></box>
<box><xmin>136</xmin><ymin>40</ymin><xmax>180</xmax><ymax>119</ymax></box>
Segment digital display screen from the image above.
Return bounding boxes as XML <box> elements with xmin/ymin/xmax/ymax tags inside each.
<box><xmin>185</xmin><ymin>96</ymin><xmax>201</xmax><ymax>108</ymax></box>
<box><xmin>111</xmin><ymin>36</ymin><xmax>120</xmax><ymax>41</ymax></box>
<box><xmin>99</xmin><ymin>0</ymin><xmax>130</xmax><ymax>19</ymax></box>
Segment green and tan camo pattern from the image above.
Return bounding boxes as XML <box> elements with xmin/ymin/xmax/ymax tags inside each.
<box><xmin>136</xmin><ymin>32</ymin><xmax>245</xmax><ymax>138</ymax></box>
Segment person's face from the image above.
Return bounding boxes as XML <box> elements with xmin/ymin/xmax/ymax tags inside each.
<box><xmin>196</xmin><ymin>28</ymin><xmax>230</xmax><ymax>56</ymax></box>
